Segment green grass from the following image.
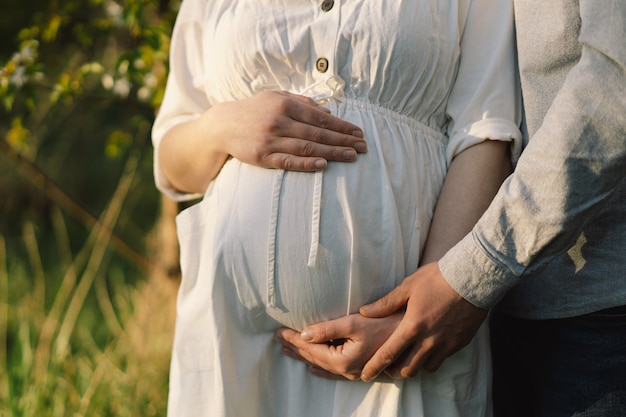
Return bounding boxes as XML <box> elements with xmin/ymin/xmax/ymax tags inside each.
<box><xmin>0</xmin><ymin>152</ymin><xmax>177</xmax><ymax>417</ymax></box>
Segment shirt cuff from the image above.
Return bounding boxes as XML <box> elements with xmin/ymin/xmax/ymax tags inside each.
<box><xmin>438</xmin><ymin>232</ymin><xmax>521</xmax><ymax>309</ymax></box>
<box><xmin>446</xmin><ymin>117</ymin><xmax>523</xmax><ymax>165</ymax></box>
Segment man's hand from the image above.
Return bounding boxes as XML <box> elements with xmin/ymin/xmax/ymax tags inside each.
<box><xmin>274</xmin><ymin>312</ymin><xmax>402</xmax><ymax>381</ymax></box>
<box><xmin>359</xmin><ymin>262</ymin><xmax>488</xmax><ymax>381</ymax></box>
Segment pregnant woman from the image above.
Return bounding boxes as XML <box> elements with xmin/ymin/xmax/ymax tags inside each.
<box><xmin>152</xmin><ymin>0</ymin><xmax>521</xmax><ymax>416</ymax></box>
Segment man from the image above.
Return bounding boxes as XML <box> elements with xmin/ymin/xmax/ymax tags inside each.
<box><xmin>275</xmin><ymin>1</ymin><xmax>626</xmax><ymax>415</ymax></box>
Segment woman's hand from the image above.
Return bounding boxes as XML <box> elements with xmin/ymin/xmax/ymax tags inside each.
<box><xmin>211</xmin><ymin>91</ymin><xmax>367</xmax><ymax>171</ymax></box>
<box><xmin>159</xmin><ymin>90</ymin><xmax>367</xmax><ymax>194</ymax></box>
<box><xmin>273</xmin><ymin>312</ymin><xmax>402</xmax><ymax>381</ymax></box>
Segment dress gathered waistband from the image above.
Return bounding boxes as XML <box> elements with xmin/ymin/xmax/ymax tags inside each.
<box><xmin>298</xmin><ymin>76</ymin><xmax>445</xmax><ymax>145</ymax></box>
<box><xmin>338</xmin><ymin>97</ymin><xmax>446</xmax><ymax>143</ymax></box>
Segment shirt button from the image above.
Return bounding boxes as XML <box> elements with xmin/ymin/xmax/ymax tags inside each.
<box><xmin>321</xmin><ymin>0</ymin><xmax>334</xmax><ymax>12</ymax></box>
<box><xmin>316</xmin><ymin>57</ymin><xmax>329</xmax><ymax>73</ymax></box>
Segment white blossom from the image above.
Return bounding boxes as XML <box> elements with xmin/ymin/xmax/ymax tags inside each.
<box><xmin>118</xmin><ymin>60</ymin><xmax>129</xmax><ymax>75</ymax></box>
<box><xmin>102</xmin><ymin>73</ymin><xmax>115</xmax><ymax>90</ymax></box>
<box><xmin>104</xmin><ymin>0</ymin><xmax>123</xmax><ymax>23</ymax></box>
<box><xmin>81</xmin><ymin>62</ymin><xmax>104</xmax><ymax>74</ymax></box>
<box><xmin>10</xmin><ymin>66</ymin><xmax>27</xmax><ymax>87</ymax></box>
<box><xmin>113</xmin><ymin>77</ymin><xmax>131</xmax><ymax>97</ymax></box>
<box><xmin>137</xmin><ymin>86</ymin><xmax>151</xmax><ymax>102</ymax></box>
<box><xmin>143</xmin><ymin>72</ymin><xmax>158</xmax><ymax>88</ymax></box>
<box><xmin>18</xmin><ymin>46</ymin><xmax>36</xmax><ymax>63</ymax></box>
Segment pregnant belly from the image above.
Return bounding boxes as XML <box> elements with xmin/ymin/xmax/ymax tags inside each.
<box><xmin>188</xmin><ymin>105</ymin><xmax>446</xmax><ymax>331</ymax></box>
<box><xmin>208</xmin><ymin>155</ymin><xmax>419</xmax><ymax>331</ymax></box>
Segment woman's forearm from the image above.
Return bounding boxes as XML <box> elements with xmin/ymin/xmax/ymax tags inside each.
<box><xmin>421</xmin><ymin>140</ymin><xmax>512</xmax><ymax>264</ymax></box>
<box><xmin>158</xmin><ymin>111</ymin><xmax>228</xmax><ymax>195</ymax></box>
<box><xmin>157</xmin><ymin>91</ymin><xmax>368</xmax><ymax>196</ymax></box>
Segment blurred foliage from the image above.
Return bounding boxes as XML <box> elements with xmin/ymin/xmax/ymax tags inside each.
<box><xmin>0</xmin><ymin>0</ymin><xmax>180</xmax><ymax>240</ymax></box>
<box><xmin>1</xmin><ymin>0</ymin><xmax>182</xmax><ymax>415</ymax></box>
<box><xmin>0</xmin><ymin>216</ymin><xmax>177</xmax><ymax>416</ymax></box>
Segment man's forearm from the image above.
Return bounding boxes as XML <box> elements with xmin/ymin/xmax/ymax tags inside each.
<box><xmin>440</xmin><ymin>0</ymin><xmax>626</xmax><ymax>308</ymax></box>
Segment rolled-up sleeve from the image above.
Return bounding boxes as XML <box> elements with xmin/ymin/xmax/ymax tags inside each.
<box><xmin>445</xmin><ymin>0</ymin><xmax>522</xmax><ymax>164</ymax></box>
<box><xmin>152</xmin><ymin>0</ymin><xmax>208</xmax><ymax>201</ymax></box>
<box><xmin>440</xmin><ymin>0</ymin><xmax>626</xmax><ymax>309</ymax></box>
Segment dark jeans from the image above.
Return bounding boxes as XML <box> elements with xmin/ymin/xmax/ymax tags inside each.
<box><xmin>490</xmin><ymin>306</ymin><xmax>626</xmax><ymax>417</ymax></box>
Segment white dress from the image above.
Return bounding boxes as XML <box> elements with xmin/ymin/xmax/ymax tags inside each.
<box><xmin>152</xmin><ymin>0</ymin><xmax>522</xmax><ymax>416</ymax></box>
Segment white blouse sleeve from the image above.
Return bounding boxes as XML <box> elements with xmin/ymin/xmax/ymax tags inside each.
<box><xmin>152</xmin><ymin>0</ymin><xmax>209</xmax><ymax>201</ymax></box>
<box><xmin>444</xmin><ymin>0</ymin><xmax>522</xmax><ymax>164</ymax></box>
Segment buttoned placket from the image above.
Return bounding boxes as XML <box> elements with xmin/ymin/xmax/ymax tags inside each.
<box><xmin>310</xmin><ymin>0</ymin><xmax>341</xmax><ymax>93</ymax></box>
<box><xmin>266</xmin><ymin>1</ymin><xmax>343</xmax><ymax>309</ymax></box>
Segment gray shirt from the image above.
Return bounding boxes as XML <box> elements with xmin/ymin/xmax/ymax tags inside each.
<box><xmin>439</xmin><ymin>0</ymin><xmax>626</xmax><ymax>319</ymax></box>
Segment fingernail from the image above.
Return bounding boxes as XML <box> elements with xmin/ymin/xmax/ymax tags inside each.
<box><xmin>354</xmin><ymin>141</ymin><xmax>367</xmax><ymax>153</ymax></box>
<box><xmin>301</xmin><ymin>329</ymin><xmax>313</xmax><ymax>341</ymax></box>
<box><xmin>314</xmin><ymin>159</ymin><xmax>327</xmax><ymax>169</ymax></box>
<box><xmin>343</xmin><ymin>149</ymin><xmax>356</xmax><ymax>160</ymax></box>
<box><xmin>360</xmin><ymin>373</ymin><xmax>371</xmax><ymax>382</ymax></box>
<box><xmin>352</xmin><ymin>130</ymin><xmax>363</xmax><ymax>138</ymax></box>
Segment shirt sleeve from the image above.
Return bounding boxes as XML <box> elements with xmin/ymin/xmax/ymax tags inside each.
<box><xmin>151</xmin><ymin>0</ymin><xmax>208</xmax><ymax>201</ymax></box>
<box><xmin>440</xmin><ymin>0</ymin><xmax>626</xmax><ymax>309</ymax></box>
<box><xmin>444</xmin><ymin>0</ymin><xmax>522</xmax><ymax>164</ymax></box>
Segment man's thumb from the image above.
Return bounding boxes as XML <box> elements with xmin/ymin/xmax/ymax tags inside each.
<box><xmin>359</xmin><ymin>285</ymin><xmax>408</xmax><ymax>318</ymax></box>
